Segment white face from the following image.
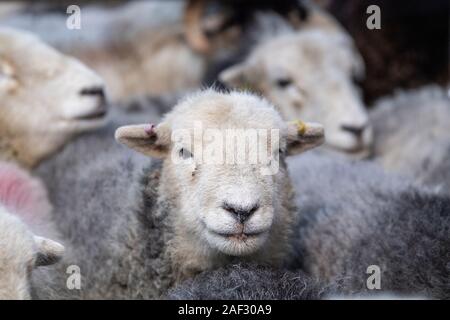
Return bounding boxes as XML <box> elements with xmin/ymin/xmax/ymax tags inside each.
<box><xmin>0</xmin><ymin>207</ymin><xmax>64</xmax><ymax>300</ymax></box>
<box><xmin>0</xmin><ymin>28</ymin><xmax>107</xmax><ymax>167</ymax></box>
<box><xmin>220</xmin><ymin>31</ymin><xmax>373</xmax><ymax>157</ymax></box>
<box><xmin>172</xmin><ymin>130</ymin><xmax>284</xmax><ymax>256</ymax></box>
<box><xmin>116</xmin><ymin>91</ymin><xmax>324</xmax><ymax>257</ymax></box>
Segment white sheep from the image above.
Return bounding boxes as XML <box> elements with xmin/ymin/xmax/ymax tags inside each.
<box><xmin>0</xmin><ymin>27</ymin><xmax>107</xmax><ymax>168</ymax></box>
<box><xmin>0</xmin><ymin>1</ymin><xmax>235</xmax><ymax>101</ymax></box>
<box><xmin>168</xmin><ymin>153</ymin><xmax>450</xmax><ymax>300</ymax></box>
<box><xmin>371</xmin><ymin>85</ymin><xmax>450</xmax><ymax>191</ymax></box>
<box><xmin>0</xmin><ymin>162</ymin><xmax>64</xmax><ymax>300</ymax></box>
<box><xmin>34</xmin><ymin>89</ymin><xmax>324</xmax><ymax>298</ymax></box>
<box><xmin>219</xmin><ymin>9</ymin><xmax>372</xmax><ymax>159</ymax></box>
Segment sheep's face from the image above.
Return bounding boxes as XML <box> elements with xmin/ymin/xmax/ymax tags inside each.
<box><xmin>0</xmin><ymin>207</ymin><xmax>64</xmax><ymax>300</ymax></box>
<box><xmin>220</xmin><ymin>31</ymin><xmax>373</xmax><ymax>158</ymax></box>
<box><xmin>0</xmin><ymin>28</ymin><xmax>107</xmax><ymax>168</ymax></box>
<box><xmin>116</xmin><ymin>90</ymin><xmax>324</xmax><ymax>257</ymax></box>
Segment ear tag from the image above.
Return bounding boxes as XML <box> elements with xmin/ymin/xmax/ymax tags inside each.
<box><xmin>292</xmin><ymin>120</ymin><xmax>307</xmax><ymax>135</ymax></box>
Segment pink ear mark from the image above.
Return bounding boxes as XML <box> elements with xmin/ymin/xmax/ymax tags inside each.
<box><xmin>144</xmin><ymin>123</ymin><xmax>156</xmax><ymax>136</ymax></box>
<box><xmin>0</xmin><ymin>163</ymin><xmax>51</xmax><ymax>226</ymax></box>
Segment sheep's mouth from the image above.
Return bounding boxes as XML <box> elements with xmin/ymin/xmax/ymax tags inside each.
<box><xmin>73</xmin><ymin>109</ymin><xmax>107</xmax><ymax>121</ymax></box>
<box><xmin>329</xmin><ymin>144</ymin><xmax>372</xmax><ymax>159</ymax></box>
<box><xmin>212</xmin><ymin>230</ymin><xmax>265</xmax><ymax>241</ymax></box>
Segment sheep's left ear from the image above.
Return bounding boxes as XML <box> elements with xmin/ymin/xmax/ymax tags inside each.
<box><xmin>115</xmin><ymin>123</ymin><xmax>172</xmax><ymax>159</ymax></box>
<box><xmin>34</xmin><ymin>236</ymin><xmax>65</xmax><ymax>267</ymax></box>
<box><xmin>286</xmin><ymin>120</ymin><xmax>325</xmax><ymax>156</ymax></box>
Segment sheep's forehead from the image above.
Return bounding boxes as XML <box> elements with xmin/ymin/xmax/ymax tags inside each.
<box><xmin>255</xmin><ymin>32</ymin><xmax>352</xmax><ymax>70</ymax></box>
<box><xmin>0</xmin><ymin>28</ymin><xmax>67</xmax><ymax>74</ymax></box>
<box><xmin>167</xmin><ymin>91</ymin><xmax>285</xmax><ymax>131</ymax></box>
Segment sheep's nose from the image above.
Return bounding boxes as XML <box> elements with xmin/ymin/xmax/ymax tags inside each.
<box><xmin>341</xmin><ymin>124</ymin><xmax>367</xmax><ymax>138</ymax></box>
<box><xmin>80</xmin><ymin>86</ymin><xmax>105</xmax><ymax>100</ymax></box>
<box><xmin>222</xmin><ymin>202</ymin><xmax>260</xmax><ymax>223</ymax></box>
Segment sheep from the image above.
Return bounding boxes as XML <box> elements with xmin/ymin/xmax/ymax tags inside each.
<box><xmin>0</xmin><ymin>27</ymin><xmax>107</xmax><ymax>169</ymax></box>
<box><xmin>34</xmin><ymin>89</ymin><xmax>324</xmax><ymax>299</ymax></box>
<box><xmin>0</xmin><ymin>1</ymin><xmax>235</xmax><ymax>101</ymax></box>
<box><xmin>219</xmin><ymin>8</ymin><xmax>372</xmax><ymax>159</ymax></box>
<box><xmin>371</xmin><ymin>85</ymin><xmax>450</xmax><ymax>191</ymax></box>
<box><xmin>168</xmin><ymin>153</ymin><xmax>450</xmax><ymax>300</ymax></box>
<box><xmin>0</xmin><ymin>1</ymin><xmax>319</xmax><ymax>102</ymax></box>
<box><xmin>0</xmin><ymin>162</ymin><xmax>65</xmax><ymax>300</ymax></box>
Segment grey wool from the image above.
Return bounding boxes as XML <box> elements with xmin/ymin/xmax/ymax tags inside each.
<box><xmin>33</xmin><ymin>126</ymin><xmax>174</xmax><ymax>299</ymax></box>
<box><xmin>371</xmin><ymin>85</ymin><xmax>450</xmax><ymax>191</ymax></box>
<box><xmin>289</xmin><ymin>153</ymin><xmax>450</xmax><ymax>299</ymax></box>
<box><xmin>166</xmin><ymin>263</ymin><xmax>340</xmax><ymax>300</ymax></box>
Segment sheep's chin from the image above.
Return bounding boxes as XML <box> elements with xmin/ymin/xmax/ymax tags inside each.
<box><xmin>204</xmin><ymin>229</ymin><xmax>269</xmax><ymax>256</ymax></box>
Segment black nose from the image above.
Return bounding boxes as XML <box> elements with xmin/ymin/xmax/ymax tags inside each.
<box><xmin>222</xmin><ymin>202</ymin><xmax>260</xmax><ymax>223</ymax></box>
<box><xmin>80</xmin><ymin>87</ymin><xmax>105</xmax><ymax>100</ymax></box>
<box><xmin>341</xmin><ymin>124</ymin><xmax>366</xmax><ymax>138</ymax></box>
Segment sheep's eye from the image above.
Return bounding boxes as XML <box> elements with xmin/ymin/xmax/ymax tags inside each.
<box><xmin>179</xmin><ymin>148</ymin><xmax>193</xmax><ymax>160</ymax></box>
<box><xmin>275</xmin><ymin>78</ymin><xmax>292</xmax><ymax>88</ymax></box>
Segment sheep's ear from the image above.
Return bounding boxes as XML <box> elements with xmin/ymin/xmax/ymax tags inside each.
<box><xmin>0</xmin><ymin>56</ymin><xmax>18</xmax><ymax>93</ymax></box>
<box><xmin>286</xmin><ymin>120</ymin><xmax>325</xmax><ymax>156</ymax></box>
<box><xmin>115</xmin><ymin>123</ymin><xmax>172</xmax><ymax>159</ymax></box>
<box><xmin>219</xmin><ymin>63</ymin><xmax>252</xmax><ymax>89</ymax></box>
<box><xmin>34</xmin><ymin>236</ymin><xmax>65</xmax><ymax>267</ymax></box>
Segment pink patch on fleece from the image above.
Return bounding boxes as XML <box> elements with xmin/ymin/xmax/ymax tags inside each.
<box><xmin>0</xmin><ymin>162</ymin><xmax>51</xmax><ymax>226</ymax></box>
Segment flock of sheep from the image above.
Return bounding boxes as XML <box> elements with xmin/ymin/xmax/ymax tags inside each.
<box><xmin>0</xmin><ymin>1</ymin><xmax>449</xmax><ymax>300</ymax></box>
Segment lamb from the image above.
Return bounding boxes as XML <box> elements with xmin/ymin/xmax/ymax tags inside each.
<box><xmin>0</xmin><ymin>27</ymin><xmax>107</xmax><ymax>169</ymax></box>
<box><xmin>168</xmin><ymin>153</ymin><xmax>450</xmax><ymax>300</ymax></box>
<box><xmin>219</xmin><ymin>8</ymin><xmax>372</xmax><ymax>159</ymax></box>
<box><xmin>0</xmin><ymin>162</ymin><xmax>65</xmax><ymax>300</ymax></box>
<box><xmin>371</xmin><ymin>85</ymin><xmax>450</xmax><ymax>191</ymax></box>
<box><xmin>34</xmin><ymin>89</ymin><xmax>324</xmax><ymax>299</ymax></box>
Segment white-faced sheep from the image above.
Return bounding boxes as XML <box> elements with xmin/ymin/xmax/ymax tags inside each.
<box><xmin>168</xmin><ymin>153</ymin><xmax>450</xmax><ymax>300</ymax></box>
<box><xmin>0</xmin><ymin>162</ymin><xmax>65</xmax><ymax>300</ymax></box>
<box><xmin>0</xmin><ymin>1</ymin><xmax>239</xmax><ymax>101</ymax></box>
<box><xmin>371</xmin><ymin>85</ymin><xmax>450</xmax><ymax>191</ymax></box>
<box><xmin>34</xmin><ymin>89</ymin><xmax>324</xmax><ymax>298</ymax></box>
<box><xmin>219</xmin><ymin>9</ymin><xmax>372</xmax><ymax>158</ymax></box>
<box><xmin>0</xmin><ymin>27</ymin><xmax>107</xmax><ymax>169</ymax></box>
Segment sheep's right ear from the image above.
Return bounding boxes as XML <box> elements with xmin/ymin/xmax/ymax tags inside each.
<box><xmin>219</xmin><ymin>63</ymin><xmax>252</xmax><ymax>89</ymax></box>
<box><xmin>115</xmin><ymin>123</ymin><xmax>172</xmax><ymax>159</ymax></box>
<box><xmin>34</xmin><ymin>236</ymin><xmax>65</xmax><ymax>267</ymax></box>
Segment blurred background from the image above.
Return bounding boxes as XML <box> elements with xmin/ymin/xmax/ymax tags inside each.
<box><xmin>1</xmin><ymin>0</ymin><xmax>448</xmax><ymax>104</ymax></box>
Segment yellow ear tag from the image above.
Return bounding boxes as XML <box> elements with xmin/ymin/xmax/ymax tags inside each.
<box><xmin>294</xmin><ymin>120</ymin><xmax>307</xmax><ymax>135</ymax></box>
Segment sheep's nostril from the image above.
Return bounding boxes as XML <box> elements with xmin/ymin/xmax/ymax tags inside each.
<box><xmin>341</xmin><ymin>124</ymin><xmax>366</xmax><ymax>138</ymax></box>
<box><xmin>222</xmin><ymin>202</ymin><xmax>260</xmax><ymax>223</ymax></box>
<box><xmin>80</xmin><ymin>87</ymin><xmax>105</xmax><ymax>100</ymax></box>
